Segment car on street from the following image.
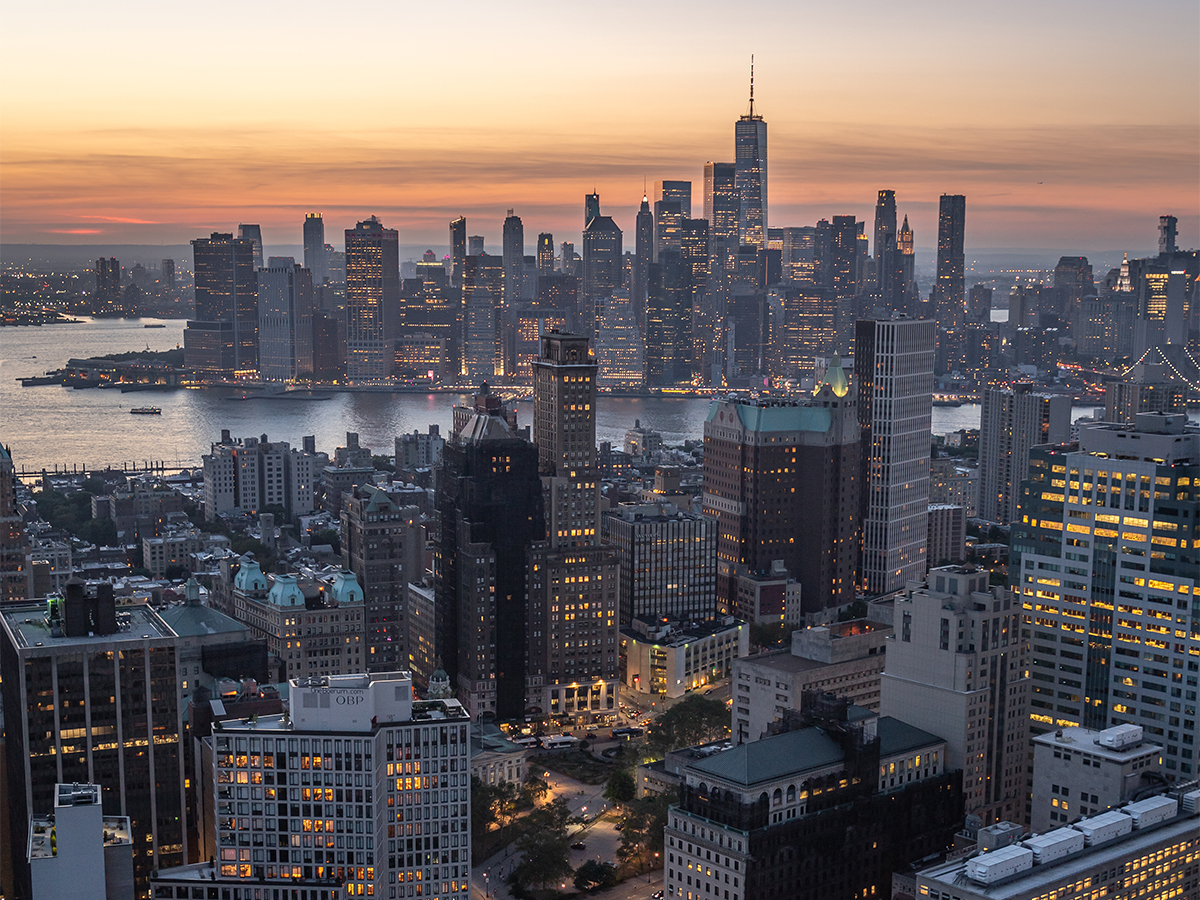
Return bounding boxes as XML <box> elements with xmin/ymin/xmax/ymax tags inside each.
<box><xmin>653</xmin><ymin>891</ymin><xmax>664</xmax><ymax>899</ymax></box>
<box><xmin>570</xmin><ymin>841</ymin><xmax>587</xmax><ymax>850</ymax></box>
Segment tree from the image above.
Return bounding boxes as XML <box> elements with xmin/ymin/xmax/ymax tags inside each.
<box><xmin>511</xmin><ymin>798</ymin><xmax>574</xmax><ymax>890</ymax></box>
<box><xmin>163</xmin><ymin>564</ymin><xmax>191</xmax><ymax>581</ymax></box>
<box><xmin>470</xmin><ymin>776</ymin><xmax>499</xmax><ymax>841</ymax></box>
<box><xmin>837</xmin><ymin>599</ymin><xmax>868</xmax><ymax>622</ymax></box>
<box><xmin>603</xmin><ymin>768</ymin><xmax>635</xmax><ymax>806</ymax></box>
<box><xmin>617</xmin><ymin>793</ymin><xmax>673</xmax><ymax>873</ymax></box>
<box><xmin>312</xmin><ymin>528</ymin><xmax>341</xmax><ymax>554</ymax></box>
<box><xmin>522</xmin><ymin>771</ymin><xmax>550</xmax><ymax>806</ymax></box>
<box><xmin>573</xmin><ymin>860</ymin><xmax>619</xmax><ymax>892</ymax></box>
<box><xmin>493</xmin><ymin>779</ymin><xmax>519</xmax><ymax>827</ymax></box>
<box><xmin>645</xmin><ymin>694</ymin><xmax>731</xmax><ymax>757</ymax></box>
<box><xmin>749</xmin><ymin>621</ymin><xmax>788</xmax><ymax>648</ymax></box>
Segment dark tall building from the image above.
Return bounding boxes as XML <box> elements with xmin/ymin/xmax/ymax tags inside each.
<box><xmin>449</xmin><ymin>215</ymin><xmax>467</xmax><ymax>287</ymax></box>
<box><xmin>436</xmin><ymin>387</ymin><xmax>544</xmax><ymax>719</ymax></box>
<box><xmin>897</xmin><ymin>214</ymin><xmax>917</xmax><ymax>313</ymax></box>
<box><xmin>581</xmin><ymin>215</ymin><xmax>623</xmax><ymax>336</ymax></box>
<box><xmin>933</xmin><ymin>194</ymin><xmax>966</xmax><ymax>329</ymax></box>
<box><xmin>653</xmin><ymin>198</ymin><xmax>683</xmax><ymax>261</ymax></box>
<box><xmin>646</xmin><ymin>251</ymin><xmax>691</xmax><ymax>386</ymax></box>
<box><xmin>93</xmin><ymin>256</ymin><xmax>121</xmax><ymax>306</ymax></box>
<box><xmin>161</xmin><ymin>258</ymin><xmax>175</xmax><ymax>289</ymax></box>
<box><xmin>874</xmin><ymin>189</ymin><xmax>900</xmax><ymax>310</ymax></box>
<box><xmin>656</xmin><ymin>179</ymin><xmax>692</xmax><ymax>217</ymax></box>
<box><xmin>341</xmin><ymin>485</ymin><xmax>424</xmax><ymax>673</ymax></box>
<box><xmin>527</xmin><ymin>333</ymin><xmax>620</xmax><ymax>721</ymax></box>
<box><xmin>2</xmin><ymin>596</ymin><xmax>185</xmax><ymax>899</ymax></box>
<box><xmin>537</xmin><ymin>232</ymin><xmax>554</xmax><ymax>276</ymax></box>
<box><xmin>237</xmin><ymin>223</ymin><xmax>264</xmax><ymax>270</ymax></box>
<box><xmin>829</xmin><ymin>215</ymin><xmax>859</xmax><ymax>344</ymax></box>
<box><xmin>584</xmin><ymin>192</ymin><xmax>601</xmax><ymax>226</ymax></box>
<box><xmin>345</xmin><ymin>216</ymin><xmax>399</xmax><ymax>380</ymax></box>
<box><xmin>682</xmin><ymin>217</ymin><xmax>710</xmax><ymax>376</ymax></box>
<box><xmin>302</xmin><ymin>212</ymin><xmax>328</xmax><ymax>284</ymax></box>
<box><xmin>1158</xmin><ymin>214</ymin><xmax>1178</xmax><ymax>255</ymax></box>
<box><xmin>0</xmin><ymin>443</ymin><xmax>24</xmax><ymax>604</ymax></box>
<box><xmin>735</xmin><ymin>63</ymin><xmax>768</xmax><ymax>248</ymax></box>
<box><xmin>703</xmin><ymin>360</ymin><xmax>860</xmax><ymax>618</ymax></box>
<box><xmin>502</xmin><ymin>209</ymin><xmax>524</xmax><ymax>305</ymax></box>
<box><xmin>186</xmin><ymin>232</ymin><xmax>258</xmax><ymax>375</ymax></box>
<box><xmin>633</xmin><ymin>194</ymin><xmax>654</xmax><ymax>324</ymax></box>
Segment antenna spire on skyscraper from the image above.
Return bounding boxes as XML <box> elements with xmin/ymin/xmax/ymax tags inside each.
<box><xmin>749</xmin><ymin>54</ymin><xmax>755</xmax><ymax>117</ymax></box>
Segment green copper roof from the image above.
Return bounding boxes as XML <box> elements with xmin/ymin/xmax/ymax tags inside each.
<box><xmin>705</xmin><ymin>400</ymin><xmax>832</xmax><ymax>433</ymax></box>
<box><xmin>814</xmin><ymin>354</ymin><xmax>849</xmax><ymax>398</ymax></box>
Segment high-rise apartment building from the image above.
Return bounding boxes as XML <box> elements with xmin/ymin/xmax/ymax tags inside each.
<box><xmin>150</xmin><ymin>672</ymin><xmax>472</xmax><ymax>900</ymax></box>
<box><xmin>237</xmin><ymin>223</ymin><xmax>264</xmax><ymax>269</ymax></box>
<box><xmin>303</xmin><ymin>212</ymin><xmax>328</xmax><ymax>284</ymax></box>
<box><xmin>345</xmin><ymin>216</ymin><xmax>399</xmax><ymax>381</ymax></box>
<box><xmin>653</xmin><ymin>198</ymin><xmax>683</xmax><ymax>261</ymax></box>
<box><xmin>933</xmin><ymin>194</ymin><xmax>966</xmax><ymax>330</ymax></box>
<box><xmin>735</xmin><ymin>65</ymin><xmax>767</xmax><ymax>247</ymax></box>
<box><xmin>1</xmin><ymin>442</ymin><xmax>24</xmax><ymax>603</ymax></box>
<box><xmin>527</xmin><ymin>333</ymin><xmax>620</xmax><ymax>721</ymax></box>
<box><xmin>1010</xmin><ymin>413</ymin><xmax>1199</xmax><ymax>780</ymax></box>
<box><xmin>257</xmin><ymin>263</ymin><xmax>314</xmax><ymax>381</ymax></box>
<box><xmin>1</xmin><ymin>593</ymin><xmax>185</xmax><ymax>898</ymax></box>
<box><xmin>703</xmin><ymin>360</ymin><xmax>860</xmax><ymax>618</ymax></box>
<box><xmin>856</xmin><ymin>317</ymin><xmax>935</xmax><ymax>595</ymax></box>
<box><xmin>186</xmin><ymin>232</ymin><xmax>259</xmax><ymax>375</ymax></box>
<box><xmin>341</xmin><ymin>485</ymin><xmax>424</xmax><ymax>673</ymax></box>
<box><xmin>1104</xmin><ymin>361</ymin><xmax>1189</xmax><ymax>425</ymax></box>
<box><xmin>978</xmin><ymin>385</ymin><xmax>1072</xmax><ymax>525</ymax></box>
<box><xmin>502</xmin><ymin>209</ymin><xmax>524</xmax><ymax>305</ymax></box>
<box><xmin>437</xmin><ymin>387</ymin><xmax>545</xmax><ymax>719</ymax></box>
<box><xmin>202</xmin><ymin>432</ymin><xmax>318</xmax><ymax>521</ymax></box>
<box><xmin>596</xmin><ymin>289</ymin><xmax>644</xmax><ymax>389</ymax></box>
<box><xmin>656</xmin><ymin>179</ymin><xmax>692</xmax><ymax>217</ymax></box>
<box><xmin>881</xmin><ymin>565</ymin><xmax>1029</xmax><ymax>824</ymax></box>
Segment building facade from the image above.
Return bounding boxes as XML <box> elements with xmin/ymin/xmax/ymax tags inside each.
<box><xmin>151</xmin><ymin>672</ymin><xmax>472</xmax><ymax>900</ymax></box>
<box><xmin>978</xmin><ymin>385</ymin><xmax>1071</xmax><ymax>525</ymax></box>
<box><xmin>880</xmin><ymin>565</ymin><xmax>1029</xmax><ymax>825</ymax></box>
<box><xmin>1009</xmin><ymin>413</ymin><xmax>1199</xmax><ymax>781</ymax></box>
<box><xmin>1</xmin><ymin>442</ymin><xmax>25</xmax><ymax>603</ymax></box>
<box><xmin>345</xmin><ymin>217</ymin><xmax>400</xmax><ymax>381</ymax></box>
<box><xmin>703</xmin><ymin>361</ymin><xmax>860</xmax><ymax>617</ymax></box>
<box><xmin>620</xmin><ymin>615</ymin><xmax>747</xmax><ymax>699</ymax></box>
<box><xmin>257</xmin><ymin>263</ymin><xmax>314</xmax><ymax>381</ymax></box>
<box><xmin>856</xmin><ymin>317</ymin><xmax>935</xmax><ymax>594</ymax></box>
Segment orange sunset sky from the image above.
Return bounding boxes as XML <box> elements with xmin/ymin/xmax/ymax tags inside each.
<box><xmin>1</xmin><ymin>0</ymin><xmax>1197</xmax><ymax>254</ymax></box>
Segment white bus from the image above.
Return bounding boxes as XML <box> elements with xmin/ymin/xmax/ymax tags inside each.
<box><xmin>539</xmin><ymin>735</ymin><xmax>580</xmax><ymax>750</ymax></box>
<box><xmin>510</xmin><ymin>736</ymin><xmax>539</xmax><ymax>748</ymax></box>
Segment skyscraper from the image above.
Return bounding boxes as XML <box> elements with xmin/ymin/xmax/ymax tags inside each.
<box><xmin>344</xmin><ymin>216</ymin><xmax>399</xmax><ymax>381</ymax></box>
<box><xmin>1010</xmin><ymin>413</ymin><xmax>1199</xmax><ymax>780</ymax></box>
<box><xmin>897</xmin><ymin>215</ymin><xmax>916</xmax><ymax>309</ymax></box>
<box><xmin>645</xmin><ymin>251</ymin><xmax>691</xmax><ymax>386</ymax></box>
<box><xmin>537</xmin><ymin>232</ymin><xmax>554</xmax><ymax>276</ymax></box>
<box><xmin>527</xmin><ymin>333</ymin><xmax>620</xmax><ymax>721</ymax></box>
<box><xmin>437</xmin><ymin>387</ymin><xmax>544</xmax><ymax>719</ymax></box>
<box><xmin>584</xmin><ymin>191</ymin><xmax>601</xmax><ymax>226</ymax></box>
<box><xmin>830</xmin><ymin>215</ymin><xmax>860</xmax><ymax>345</ymax></box>
<box><xmin>735</xmin><ymin>61</ymin><xmax>768</xmax><ymax>248</ymax></box>
<box><xmin>0</xmin><ymin>442</ymin><xmax>24</xmax><ymax>603</ymax></box>
<box><xmin>161</xmin><ymin>258</ymin><xmax>175</xmax><ymax>289</ymax></box>
<box><xmin>978</xmin><ymin>384</ymin><xmax>1071</xmax><ymax>525</ymax></box>
<box><xmin>633</xmin><ymin>194</ymin><xmax>654</xmax><ymax>322</ymax></box>
<box><xmin>933</xmin><ymin>194</ymin><xmax>966</xmax><ymax>329</ymax></box>
<box><xmin>256</xmin><ymin>263</ymin><xmax>314</xmax><ymax>381</ymax></box>
<box><xmin>450</xmin><ymin>215</ymin><xmax>467</xmax><ymax>287</ymax></box>
<box><xmin>237</xmin><ymin>223</ymin><xmax>264</xmax><ymax>270</ymax></box>
<box><xmin>874</xmin><ymin>190</ymin><xmax>899</xmax><ymax>308</ymax></box>
<box><xmin>187</xmin><ymin>232</ymin><xmax>258</xmax><ymax>374</ymax></box>
<box><xmin>581</xmin><ymin>215</ymin><xmax>622</xmax><ymax>336</ymax></box>
<box><xmin>302</xmin><ymin>212</ymin><xmax>328</xmax><ymax>283</ymax></box>
<box><xmin>653</xmin><ymin>198</ymin><xmax>683</xmax><ymax>261</ymax></box>
<box><xmin>502</xmin><ymin>208</ymin><xmax>524</xmax><ymax>305</ymax></box>
<box><xmin>1158</xmin><ymin>214</ymin><xmax>1178</xmax><ymax>255</ymax></box>
<box><xmin>703</xmin><ymin>361</ymin><xmax>861</xmax><ymax>618</ymax></box>
<box><xmin>656</xmin><ymin>179</ymin><xmax>692</xmax><ymax>217</ymax></box>
<box><xmin>93</xmin><ymin>256</ymin><xmax>121</xmax><ymax>306</ymax></box>
<box><xmin>856</xmin><ymin>317</ymin><xmax>936</xmax><ymax>594</ymax></box>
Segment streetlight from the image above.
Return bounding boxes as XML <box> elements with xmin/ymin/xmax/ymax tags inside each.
<box><xmin>649</xmin><ymin>852</ymin><xmax>659</xmax><ymax>882</ymax></box>
<box><xmin>484</xmin><ymin>871</ymin><xmax>489</xmax><ymax>899</ymax></box>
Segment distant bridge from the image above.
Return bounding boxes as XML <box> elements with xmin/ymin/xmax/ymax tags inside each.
<box><xmin>14</xmin><ymin>460</ymin><xmax>200</xmax><ymax>481</ymax></box>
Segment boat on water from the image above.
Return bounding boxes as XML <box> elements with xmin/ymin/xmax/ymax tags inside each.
<box><xmin>143</xmin><ymin>323</ymin><xmax>167</xmax><ymax>328</ymax></box>
<box><xmin>129</xmin><ymin>407</ymin><xmax>162</xmax><ymax>415</ymax></box>
<box><xmin>933</xmin><ymin>396</ymin><xmax>964</xmax><ymax>407</ymax></box>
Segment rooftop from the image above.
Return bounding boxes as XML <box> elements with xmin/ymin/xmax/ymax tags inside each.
<box><xmin>688</xmin><ymin>715</ymin><xmax>943</xmax><ymax>787</ymax></box>
<box><xmin>159</xmin><ymin>601</ymin><xmax>248</xmax><ymax>637</ymax></box>
<box><xmin>1</xmin><ymin>601</ymin><xmax>175</xmax><ymax>652</ymax></box>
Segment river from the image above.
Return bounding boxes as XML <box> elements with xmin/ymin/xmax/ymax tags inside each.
<box><xmin>0</xmin><ymin>317</ymin><xmax>1131</xmax><ymax>473</ymax></box>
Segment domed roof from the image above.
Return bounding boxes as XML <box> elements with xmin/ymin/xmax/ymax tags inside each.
<box><xmin>233</xmin><ymin>555</ymin><xmax>267</xmax><ymax>592</ymax></box>
<box><xmin>328</xmin><ymin>570</ymin><xmax>364</xmax><ymax>605</ymax></box>
<box><xmin>266</xmin><ymin>572</ymin><xmax>305</xmax><ymax>607</ymax></box>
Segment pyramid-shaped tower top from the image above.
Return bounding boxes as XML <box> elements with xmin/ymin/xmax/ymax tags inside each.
<box><xmin>814</xmin><ymin>353</ymin><xmax>850</xmax><ymax>398</ymax></box>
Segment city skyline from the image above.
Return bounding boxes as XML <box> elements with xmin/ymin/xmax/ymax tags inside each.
<box><xmin>1</xmin><ymin>2</ymin><xmax>1196</xmax><ymax>251</ymax></box>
